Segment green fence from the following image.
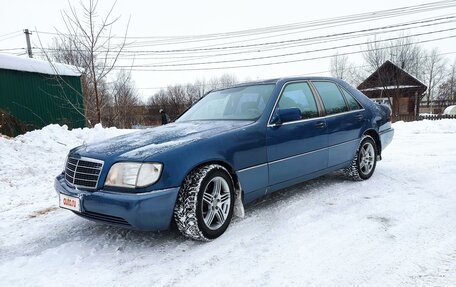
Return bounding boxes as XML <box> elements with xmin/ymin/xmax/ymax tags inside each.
<box><xmin>0</xmin><ymin>68</ymin><xmax>85</xmax><ymax>136</ymax></box>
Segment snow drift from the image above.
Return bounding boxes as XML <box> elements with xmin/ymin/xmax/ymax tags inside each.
<box><xmin>0</xmin><ymin>120</ymin><xmax>456</xmax><ymax>286</ymax></box>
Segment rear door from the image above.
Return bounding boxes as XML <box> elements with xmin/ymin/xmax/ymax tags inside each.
<box><xmin>266</xmin><ymin>81</ymin><xmax>328</xmax><ymax>186</ymax></box>
<box><xmin>311</xmin><ymin>81</ymin><xmax>365</xmax><ymax>167</ymax></box>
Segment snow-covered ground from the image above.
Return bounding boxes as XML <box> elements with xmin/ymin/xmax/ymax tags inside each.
<box><xmin>1</xmin><ymin>120</ymin><xmax>456</xmax><ymax>287</ymax></box>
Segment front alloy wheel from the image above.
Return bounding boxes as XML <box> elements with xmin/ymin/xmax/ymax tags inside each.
<box><xmin>201</xmin><ymin>176</ymin><xmax>231</xmax><ymax>231</ymax></box>
<box><xmin>174</xmin><ymin>164</ymin><xmax>235</xmax><ymax>241</ymax></box>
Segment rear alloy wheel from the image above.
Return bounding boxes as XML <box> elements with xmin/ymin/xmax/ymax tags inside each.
<box><xmin>174</xmin><ymin>164</ymin><xmax>234</xmax><ymax>241</ymax></box>
<box><xmin>346</xmin><ymin>135</ymin><xmax>377</xmax><ymax>181</ymax></box>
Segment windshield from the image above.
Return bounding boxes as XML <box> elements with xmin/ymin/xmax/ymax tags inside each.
<box><xmin>176</xmin><ymin>84</ymin><xmax>276</xmax><ymax>121</ymax></box>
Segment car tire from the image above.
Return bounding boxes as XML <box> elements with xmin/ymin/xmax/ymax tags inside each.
<box><xmin>174</xmin><ymin>164</ymin><xmax>235</xmax><ymax>241</ymax></box>
<box><xmin>345</xmin><ymin>135</ymin><xmax>377</xmax><ymax>181</ymax></box>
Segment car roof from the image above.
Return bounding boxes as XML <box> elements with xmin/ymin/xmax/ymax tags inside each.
<box><xmin>213</xmin><ymin>76</ymin><xmax>343</xmax><ymax>92</ymax></box>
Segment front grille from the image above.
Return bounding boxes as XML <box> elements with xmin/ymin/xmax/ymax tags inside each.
<box><xmin>65</xmin><ymin>157</ymin><xmax>104</xmax><ymax>189</ymax></box>
<box><xmin>75</xmin><ymin>211</ymin><xmax>130</xmax><ymax>226</ymax></box>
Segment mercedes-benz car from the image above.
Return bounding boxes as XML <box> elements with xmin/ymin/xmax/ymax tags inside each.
<box><xmin>55</xmin><ymin>77</ymin><xmax>394</xmax><ymax>241</ymax></box>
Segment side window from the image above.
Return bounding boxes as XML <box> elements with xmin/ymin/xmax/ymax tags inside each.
<box><xmin>278</xmin><ymin>82</ymin><xmax>318</xmax><ymax>119</ymax></box>
<box><xmin>341</xmin><ymin>88</ymin><xmax>362</xmax><ymax>111</ymax></box>
<box><xmin>313</xmin><ymin>81</ymin><xmax>348</xmax><ymax>115</ymax></box>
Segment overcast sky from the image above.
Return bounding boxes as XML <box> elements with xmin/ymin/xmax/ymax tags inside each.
<box><xmin>1</xmin><ymin>0</ymin><xmax>455</xmax><ymax>101</ymax></box>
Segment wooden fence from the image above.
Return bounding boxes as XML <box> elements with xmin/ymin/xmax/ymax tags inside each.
<box><xmin>393</xmin><ymin>114</ymin><xmax>456</xmax><ymax>122</ymax></box>
<box><xmin>420</xmin><ymin>114</ymin><xmax>456</xmax><ymax>120</ymax></box>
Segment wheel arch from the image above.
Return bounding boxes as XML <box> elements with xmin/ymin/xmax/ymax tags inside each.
<box><xmin>363</xmin><ymin>129</ymin><xmax>381</xmax><ymax>155</ymax></box>
<box><xmin>183</xmin><ymin>160</ymin><xmax>243</xmax><ymax>201</ymax></box>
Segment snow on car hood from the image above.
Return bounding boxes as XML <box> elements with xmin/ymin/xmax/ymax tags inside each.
<box><xmin>71</xmin><ymin>120</ymin><xmax>252</xmax><ymax>161</ymax></box>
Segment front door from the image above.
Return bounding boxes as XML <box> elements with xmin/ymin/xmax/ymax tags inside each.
<box><xmin>266</xmin><ymin>81</ymin><xmax>328</xmax><ymax>186</ymax></box>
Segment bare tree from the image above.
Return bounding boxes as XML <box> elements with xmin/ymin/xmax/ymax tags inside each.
<box><xmin>363</xmin><ymin>36</ymin><xmax>388</xmax><ymax>73</ymax></box>
<box><xmin>434</xmin><ymin>59</ymin><xmax>455</xmax><ymax>111</ymax></box>
<box><xmin>363</xmin><ymin>35</ymin><xmax>425</xmax><ymax>79</ymax></box>
<box><xmin>424</xmin><ymin>48</ymin><xmax>447</xmax><ymax>107</ymax></box>
<box><xmin>193</xmin><ymin>78</ymin><xmax>208</xmax><ymax>98</ymax></box>
<box><xmin>185</xmin><ymin>83</ymin><xmax>201</xmax><ymax>106</ymax></box>
<box><xmin>219</xmin><ymin>73</ymin><xmax>238</xmax><ymax>88</ymax></box>
<box><xmin>208</xmin><ymin>76</ymin><xmax>222</xmax><ymax>91</ymax></box>
<box><xmin>362</xmin><ymin>35</ymin><xmax>429</xmax><ymax>112</ymax></box>
<box><xmin>167</xmin><ymin>85</ymin><xmax>187</xmax><ymax>117</ymax></box>
<box><xmin>34</xmin><ymin>34</ymin><xmax>93</xmax><ymax>126</ymax></box>
<box><xmin>56</xmin><ymin>0</ymin><xmax>129</xmax><ymax>124</ymax></box>
<box><xmin>147</xmin><ymin>74</ymin><xmax>239</xmax><ymax>124</ymax></box>
<box><xmin>387</xmin><ymin>35</ymin><xmax>422</xmax><ymax>74</ymax></box>
<box><xmin>329</xmin><ymin>52</ymin><xmax>364</xmax><ymax>85</ymax></box>
<box><xmin>110</xmin><ymin>69</ymin><xmax>139</xmax><ymax>128</ymax></box>
<box><xmin>207</xmin><ymin>73</ymin><xmax>238</xmax><ymax>91</ymax></box>
<box><xmin>148</xmin><ymin>89</ymin><xmax>167</xmax><ymax>108</ymax></box>
<box><xmin>443</xmin><ymin>59</ymin><xmax>456</xmax><ymax>102</ymax></box>
<box><xmin>330</xmin><ymin>52</ymin><xmax>351</xmax><ymax>80</ymax></box>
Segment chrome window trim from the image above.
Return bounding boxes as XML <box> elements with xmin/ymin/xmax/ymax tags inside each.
<box><xmin>267</xmin><ymin>80</ymin><xmax>317</xmax><ymax>127</ymax></box>
<box><xmin>65</xmin><ymin>156</ymin><xmax>104</xmax><ymax>190</ymax></box>
<box><xmin>267</xmin><ymin>80</ymin><xmax>367</xmax><ymax>128</ymax></box>
<box><xmin>322</xmin><ymin>108</ymin><xmax>366</xmax><ymax>119</ymax></box>
<box><xmin>267</xmin><ymin>108</ymin><xmax>365</xmax><ymax>128</ymax></box>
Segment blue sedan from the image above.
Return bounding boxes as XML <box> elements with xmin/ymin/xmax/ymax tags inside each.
<box><xmin>55</xmin><ymin>77</ymin><xmax>394</xmax><ymax>240</ymax></box>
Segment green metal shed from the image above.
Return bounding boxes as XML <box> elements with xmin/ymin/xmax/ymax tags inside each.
<box><xmin>0</xmin><ymin>54</ymin><xmax>85</xmax><ymax>136</ymax></box>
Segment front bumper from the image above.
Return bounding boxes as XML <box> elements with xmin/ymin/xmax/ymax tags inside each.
<box><xmin>54</xmin><ymin>174</ymin><xmax>180</xmax><ymax>231</ymax></box>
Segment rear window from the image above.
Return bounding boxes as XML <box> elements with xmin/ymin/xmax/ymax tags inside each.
<box><xmin>341</xmin><ymin>88</ymin><xmax>362</xmax><ymax>111</ymax></box>
<box><xmin>312</xmin><ymin>81</ymin><xmax>348</xmax><ymax>115</ymax></box>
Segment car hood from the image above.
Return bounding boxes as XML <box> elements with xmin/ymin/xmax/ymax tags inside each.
<box><xmin>72</xmin><ymin>120</ymin><xmax>252</xmax><ymax>161</ymax></box>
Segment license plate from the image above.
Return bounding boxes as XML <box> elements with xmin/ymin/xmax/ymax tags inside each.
<box><xmin>59</xmin><ymin>193</ymin><xmax>81</xmax><ymax>212</ymax></box>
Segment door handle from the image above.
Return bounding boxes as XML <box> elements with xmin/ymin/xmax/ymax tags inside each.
<box><xmin>314</xmin><ymin>122</ymin><xmax>326</xmax><ymax>129</ymax></box>
<box><xmin>355</xmin><ymin>114</ymin><xmax>364</xmax><ymax>121</ymax></box>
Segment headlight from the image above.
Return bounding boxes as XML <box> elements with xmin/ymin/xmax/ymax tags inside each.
<box><xmin>105</xmin><ymin>162</ymin><xmax>163</xmax><ymax>188</ymax></box>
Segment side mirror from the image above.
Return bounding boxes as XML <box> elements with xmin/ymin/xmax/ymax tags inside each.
<box><xmin>270</xmin><ymin>107</ymin><xmax>301</xmax><ymax>126</ymax></box>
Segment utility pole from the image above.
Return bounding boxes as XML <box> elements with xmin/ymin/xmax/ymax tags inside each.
<box><xmin>23</xmin><ymin>29</ymin><xmax>33</xmax><ymax>58</ymax></box>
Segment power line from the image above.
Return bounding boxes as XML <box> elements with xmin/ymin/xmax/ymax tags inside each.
<box><xmin>0</xmin><ymin>47</ymin><xmax>26</xmax><ymax>51</ymax></box>
<box><xmin>31</xmin><ymin>16</ymin><xmax>454</xmax><ymax>70</ymax></box>
<box><xmin>111</xmin><ymin>28</ymin><xmax>456</xmax><ymax>68</ymax></box>
<box><xmin>6</xmin><ymin>20</ymin><xmax>455</xmax><ymax>73</ymax></box>
<box><xmin>66</xmin><ymin>17</ymin><xmax>456</xmax><ymax>66</ymax></box>
<box><xmin>0</xmin><ymin>30</ymin><xmax>21</xmax><ymax>38</ymax></box>
<box><xmin>147</xmin><ymin>19</ymin><xmax>456</xmax><ymax>65</ymax></box>
<box><xmin>124</xmin><ymin>8</ymin><xmax>456</xmax><ymax>49</ymax></box>
<box><xmin>27</xmin><ymin>25</ymin><xmax>456</xmax><ymax>71</ymax></box>
<box><xmin>135</xmin><ymin>51</ymin><xmax>456</xmax><ymax>91</ymax></box>
<box><xmin>0</xmin><ymin>33</ymin><xmax>23</xmax><ymax>43</ymax></box>
<box><xmin>31</xmin><ymin>0</ymin><xmax>456</xmax><ymax>47</ymax></box>
<box><xmin>115</xmin><ymin>34</ymin><xmax>456</xmax><ymax>72</ymax></box>
<box><xmin>2</xmin><ymin>2</ymin><xmax>454</xmax><ymax>76</ymax></box>
<box><xmin>7</xmin><ymin>1</ymin><xmax>452</xmax><ymax>66</ymax></box>
<box><xmin>31</xmin><ymin>15</ymin><xmax>456</xmax><ymax>57</ymax></box>
<box><xmin>99</xmin><ymin>16</ymin><xmax>456</xmax><ymax>53</ymax></box>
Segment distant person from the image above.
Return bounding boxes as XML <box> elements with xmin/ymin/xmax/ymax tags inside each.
<box><xmin>160</xmin><ymin>109</ymin><xmax>171</xmax><ymax>125</ymax></box>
